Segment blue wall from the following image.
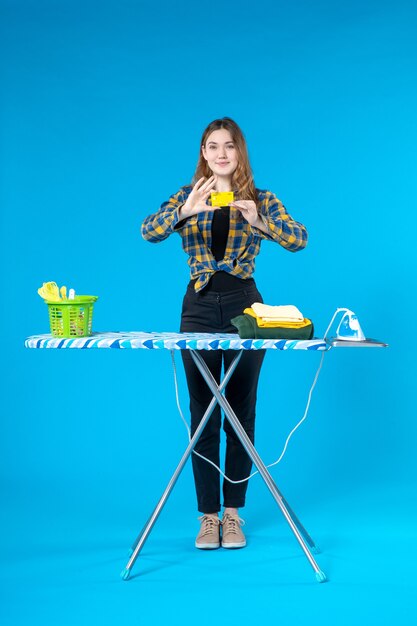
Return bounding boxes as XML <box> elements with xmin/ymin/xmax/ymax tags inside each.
<box><xmin>1</xmin><ymin>1</ymin><xmax>416</xmax><ymax>624</ymax></box>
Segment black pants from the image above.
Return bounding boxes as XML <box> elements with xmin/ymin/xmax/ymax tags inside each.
<box><xmin>180</xmin><ymin>281</ymin><xmax>266</xmax><ymax>513</ymax></box>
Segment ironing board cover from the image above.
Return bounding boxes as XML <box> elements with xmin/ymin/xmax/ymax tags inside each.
<box><xmin>25</xmin><ymin>332</ymin><xmax>329</xmax><ymax>351</ymax></box>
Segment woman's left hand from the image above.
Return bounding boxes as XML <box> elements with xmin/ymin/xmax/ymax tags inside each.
<box><xmin>229</xmin><ymin>200</ymin><xmax>259</xmax><ymax>226</ymax></box>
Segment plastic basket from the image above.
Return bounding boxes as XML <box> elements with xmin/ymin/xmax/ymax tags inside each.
<box><xmin>46</xmin><ymin>296</ymin><xmax>98</xmax><ymax>338</ymax></box>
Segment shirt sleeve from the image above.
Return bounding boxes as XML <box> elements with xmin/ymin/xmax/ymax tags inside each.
<box><xmin>250</xmin><ymin>191</ymin><xmax>308</xmax><ymax>252</ymax></box>
<box><xmin>173</xmin><ymin>216</ymin><xmax>191</xmax><ymax>231</ymax></box>
<box><xmin>141</xmin><ymin>187</ymin><xmax>188</xmax><ymax>242</ymax></box>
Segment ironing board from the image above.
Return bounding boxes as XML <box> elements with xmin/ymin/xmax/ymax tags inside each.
<box><xmin>25</xmin><ymin>331</ymin><xmax>387</xmax><ymax>583</ymax></box>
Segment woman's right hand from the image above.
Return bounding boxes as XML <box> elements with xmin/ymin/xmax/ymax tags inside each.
<box><xmin>179</xmin><ymin>176</ymin><xmax>218</xmax><ymax>219</ymax></box>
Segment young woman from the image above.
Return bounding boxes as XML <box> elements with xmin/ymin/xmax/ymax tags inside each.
<box><xmin>141</xmin><ymin>117</ymin><xmax>308</xmax><ymax>550</ymax></box>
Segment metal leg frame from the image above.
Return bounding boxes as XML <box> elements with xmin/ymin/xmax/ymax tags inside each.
<box><xmin>121</xmin><ymin>348</ymin><xmax>327</xmax><ymax>583</ymax></box>
<box><xmin>189</xmin><ymin>349</ymin><xmax>326</xmax><ymax>583</ymax></box>
<box><xmin>120</xmin><ymin>350</ymin><xmax>244</xmax><ymax>580</ymax></box>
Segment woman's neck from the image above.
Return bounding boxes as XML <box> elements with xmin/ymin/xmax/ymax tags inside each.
<box><xmin>214</xmin><ymin>175</ymin><xmax>232</xmax><ymax>192</ymax></box>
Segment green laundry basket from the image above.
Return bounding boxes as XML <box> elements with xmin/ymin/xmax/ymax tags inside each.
<box><xmin>46</xmin><ymin>296</ymin><xmax>98</xmax><ymax>338</ymax></box>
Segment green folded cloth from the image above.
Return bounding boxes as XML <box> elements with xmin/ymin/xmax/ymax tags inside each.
<box><xmin>231</xmin><ymin>314</ymin><xmax>314</xmax><ymax>340</ymax></box>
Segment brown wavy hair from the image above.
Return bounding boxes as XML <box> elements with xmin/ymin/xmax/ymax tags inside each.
<box><xmin>191</xmin><ymin>117</ymin><xmax>258</xmax><ymax>204</ymax></box>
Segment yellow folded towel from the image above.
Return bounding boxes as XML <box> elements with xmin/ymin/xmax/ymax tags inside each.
<box><xmin>244</xmin><ymin>308</ymin><xmax>311</xmax><ymax>328</ymax></box>
<box><xmin>250</xmin><ymin>303</ymin><xmax>304</xmax><ymax>323</ymax></box>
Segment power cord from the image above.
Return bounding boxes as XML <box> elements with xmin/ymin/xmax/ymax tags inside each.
<box><xmin>170</xmin><ymin>341</ymin><xmax>327</xmax><ymax>485</ymax></box>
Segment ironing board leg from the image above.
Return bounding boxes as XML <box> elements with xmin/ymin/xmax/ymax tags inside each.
<box><xmin>278</xmin><ymin>496</ymin><xmax>319</xmax><ymax>552</ymax></box>
<box><xmin>189</xmin><ymin>351</ymin><xmax>318</xmax><ymax>552</ymax></box>
<box><xmin>120</xmin><ymin>350</ymin><xmax>244</xmax><ymax>581</ymax></box>
<box><xmin>189</xmin><ymin>350</ymin><xmax>327</xmax><ymax>583</ymax></box>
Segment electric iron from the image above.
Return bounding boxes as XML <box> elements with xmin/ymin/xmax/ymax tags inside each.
<box><xmin>335</xmin><ymin>308</ymin><xmax>366</xmax><ymax>341</ymax></box>
<box><xmin>323</xmin><ymin>307</ymin><xmax>367</xmax><ymax>344</ymax></box>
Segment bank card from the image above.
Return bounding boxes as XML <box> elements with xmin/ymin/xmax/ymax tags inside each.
<box><xmin>210</xmin><ymin>191</ymin><xmax>234</xmax><ymax>207</ymax></box>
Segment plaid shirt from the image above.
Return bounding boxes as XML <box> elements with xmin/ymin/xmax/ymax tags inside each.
<box><xmin>141</xmin><ymin>185</ymin><xmax>308</xmax><ymax>292</ymax></box>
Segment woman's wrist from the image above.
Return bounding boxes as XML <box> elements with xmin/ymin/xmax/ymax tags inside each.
<box><xmin>178</xmin><ymin>203</ymin><xmax>193</xmax><ymax>220</ymax></box>
<box><xmin>252</xmin><ymin>214</ymin><xmax>269</xmax><ymax>233</ymax></box>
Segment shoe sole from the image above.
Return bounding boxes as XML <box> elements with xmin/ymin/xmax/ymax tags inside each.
<box><xmin>221</xmin><ymin>541</ymin><xmax>246</xmax><ymax>549</ymax></box>
<box><xmin>195</xmin><ymin>542</ymin><xmax>220</xmax><ymax>549</ymax></box>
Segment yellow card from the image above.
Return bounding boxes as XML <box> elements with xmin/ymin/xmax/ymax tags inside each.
<box><xmin>210</xmin><ymin>191</ymin><xmax>234</xmax><ymax>207</ymax></box>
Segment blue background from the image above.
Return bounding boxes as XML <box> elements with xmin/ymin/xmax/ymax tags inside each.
<box><xmin>1</xmin><ymin>0</ymin><xmax>416</xmax><ymax>624</ymax></box>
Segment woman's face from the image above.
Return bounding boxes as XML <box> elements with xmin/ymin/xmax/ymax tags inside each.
<box><xmin>202</xmin><ymin>128</ymin><xmax>238</xmax><ymax>178</ymax></box>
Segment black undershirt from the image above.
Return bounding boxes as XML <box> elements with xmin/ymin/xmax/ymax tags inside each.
<box><xmin>189</xmin><ymin>206</ymin><xmax>255</xmax><ymax>292</ymax></box>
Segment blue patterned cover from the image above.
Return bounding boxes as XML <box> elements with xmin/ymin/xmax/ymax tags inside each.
<box><xmin>24</xmin><ymin>331</ymin><xmax>330</xmax><ymax>351</ymax></box>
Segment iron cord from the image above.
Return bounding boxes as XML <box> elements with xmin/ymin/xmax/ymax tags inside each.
<box><xmin>170</xmin><ymin>347</ymin><xmax>326</xmax><ymax>485</ymax></box>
